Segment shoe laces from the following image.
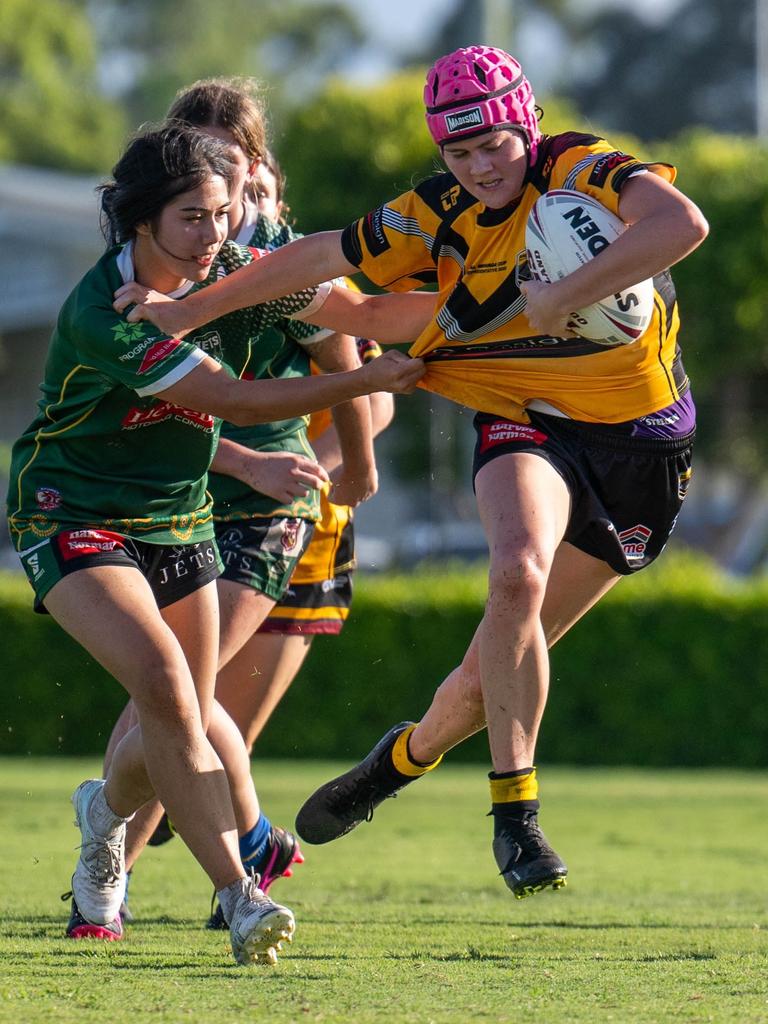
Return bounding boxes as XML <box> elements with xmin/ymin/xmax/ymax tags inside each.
<box><xmin>79</xmin><ymin>834</ymin><xmax>123</xmax><ymax>885</ymax></box>
<box><xmin>500</xmin><ymin>812</ymin><xmax>552</xmax><ymax>858</ymax></box>
<box><xmin>327</xmin><ymin>757</ymin><xmax>401</xmax><ymax>821</ymax></box>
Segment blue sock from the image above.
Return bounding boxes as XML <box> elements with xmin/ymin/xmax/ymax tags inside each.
<box><xmin>239</xmin><ymin>814</ymin><xmax>272</xmax><ymax>869</ymax></box>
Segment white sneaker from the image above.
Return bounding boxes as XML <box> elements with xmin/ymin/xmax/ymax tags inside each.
<box><xmin>228</xmin><ymin>874</ymin><xmax>295</xmax><ymax>966</ymax></box>
<box><xmin>70</xmin><ymin>780</ymin><xmax>126</xmax><ymax>926</ymax></box>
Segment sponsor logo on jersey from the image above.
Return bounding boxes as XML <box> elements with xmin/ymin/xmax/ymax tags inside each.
<box><xmin>445</xmin><ymin>106</ymin><xmax>484</xmax><ymax>134</ymax></box>
<box><xmin>587</xmin><ymin>151</ymin><xmax>634</xmax><ymax>188</ymax></box>
<box><xmin>57</xmin><ymin>529</ymin><xmax>127</xmax><ymax>561</ymax></box>
<box><xmin>118</xmin><ymin>335</ymin><xmax>162</xmax><ymax>362</ymax></box>
<box><xmin>618</xmin><ymin>524</ymin><xmax>652</xmax><ymax>562</ymax></box>
<box><xmin>440</xmin><ymin>184</ymin><xmax>462</xmax><ymax>211</ymax></box>
<box><xmin>465</xmin><ymin>259</ymin><xmax>508</xmax><ymax>275</ymax></box>
<box><xmin>137</xmin><ymin>338</ymin><xmax>183</xmax><ymax>375</ymax></box>
<box><xmin>479</xmin><ymin>421</ymin><xmax>548</xmax><ymax>452</ymax></box>
<box><xmin>35</xmin><ymin>486</ymin><xmax>62</xmax><ymax>511</ymax></box>
<box><xmin>111</xmin><ymin>321</ymin><xmax>149</xmax><ymax>344</ymax></box>
<box><xmin>121</xmin><ymin>401</ymin><xmax>215</xmax><ymax>432</ymax></box>
<box><xmin>362</xmin><ymin>207</ymin><xmax>391</xmax><ymax>257</ymax></box>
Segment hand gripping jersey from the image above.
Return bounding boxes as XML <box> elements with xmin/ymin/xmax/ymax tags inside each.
<box><xmin>341</xmin><ymin>133</ymin><xmax>686</xmax><ymax>425</ymax></box>
<box><xmin>209</xmin><ymin>205</ymin><xmax>330</xmax><ymax>523</ymax></box>
<box><xmin>7</xmin><ymin>240</ymin><xmax>322</xmax><ymax>551</ymax></box>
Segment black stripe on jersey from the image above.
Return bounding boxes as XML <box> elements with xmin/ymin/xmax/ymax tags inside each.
<box><xmin>651</xmin><ymin>295</ymin><xmax>678</xmax><ymax>400</ymax></box>
<box><xmin>652</xmin><ymin>270</ymin><xmax>677</xmax><ymax>327</ymax></box>
<box><xmin>424</xmin><ymin>336</ymin><xmax>612</xmax><ymax>361</ymax></box>
<box><xmin>341</xmin><ymin>222</ymin><xmax>364</xmax><ymax>267</ymax></box>
<box><xmin>440</xmin><ymin>269</ymin><xmax>526</xmax><ymax>337</ymax></box>
<box><xmin>527</xmin><ymin>132</ymin><xmax>605</xmax><ymax>195</ymax></box>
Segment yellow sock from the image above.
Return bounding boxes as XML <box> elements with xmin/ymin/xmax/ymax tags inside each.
<box><xmin>489</xmin><ymin>767</ymin><xmax>538</xmax><ymax>805</ymax></box>
<box><xmin>391</xmin><ymin>724</ymin><xmax>443</xmax><ymax>778</ymax></box>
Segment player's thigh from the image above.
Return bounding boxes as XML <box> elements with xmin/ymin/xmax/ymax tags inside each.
<box><xmin>475</xmin><ymin>451</ymin><xmax>572</xmax><ymax>605</ymax></box>
<box><xmin>541</xmin><ymin>541</ymin><xmax>622</xmax><ymax>647</ymax></box>
<box><xmin>161</xmin><ymin>579</ymin><xmax>220</xmax><ymax>725</ymax></box>
<box><xmin>44</xmin><ymin>566</ymin><xmax>197</xmax><ymax>714</ymax></box>
<box><xmin>216</xmin><ymin>579</ymin><xmax>276</xmax><ymax>670</ymax></box>
<box><xmin>215</xmin><ymin>630</ymin><xmax>312</xmax><ymax>737</ymax></box>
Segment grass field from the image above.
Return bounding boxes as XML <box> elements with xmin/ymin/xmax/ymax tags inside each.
<box><xmin>0</xmin><ymin>759</ymin><xmax>766</xmax><ymax>1024</ymax></box>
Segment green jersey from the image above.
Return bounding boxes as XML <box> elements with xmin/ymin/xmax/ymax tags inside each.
<box><xmin>208</xmin><ymin>205</ymin><xmax>330</xmax><ymax>523</ymax></box>
<box><xmin>7</xmin><ymin>239</ymin><xmax>322</xmax><ymax>551</ymax></box>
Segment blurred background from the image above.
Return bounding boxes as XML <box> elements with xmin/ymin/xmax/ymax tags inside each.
<box><xmin>2</xmin><ymin>0</ymin><xmax>768</xmax><ymax>574</ymax></box>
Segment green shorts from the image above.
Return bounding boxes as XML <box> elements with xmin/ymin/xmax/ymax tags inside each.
<box><xmin>214</xmin><ymin>517</ymin><xmax>314</xmax><ymax>602</ymax></box>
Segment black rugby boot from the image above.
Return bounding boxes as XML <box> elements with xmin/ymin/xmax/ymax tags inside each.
<box><xmin>492</xmin><ymin>810</ymin><xmax>568</xmax><ymax>899</ymax></box>
<box><xmin>295</xmin><ymin>722</ymin><xmax>420</xmax><ymax>844</ymax></box>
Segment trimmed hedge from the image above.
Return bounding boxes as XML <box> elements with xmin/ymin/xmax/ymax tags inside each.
<box><xmin>2</xmin><ymin>555</ymin><xmax>767</xmax><ymax>766</ymax></box>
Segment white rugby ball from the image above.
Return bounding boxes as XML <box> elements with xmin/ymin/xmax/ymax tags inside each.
<box><xmin>525</xmin><ymin>189</ymin><xmax>654</xmax><ymax>346</ymax></box>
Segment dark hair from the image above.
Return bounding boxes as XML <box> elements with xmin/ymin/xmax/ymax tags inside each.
<box><xmin>167</xmin><ymin>77</ymin><xmax>267</xmax><ymax>164</ymax></box>
<box><xmin>98</xmin><ymin>121</ymin><xmax>237</xmax><ymax>246</ymax></box>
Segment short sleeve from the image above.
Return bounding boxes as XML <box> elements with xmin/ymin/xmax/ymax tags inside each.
<box><xmin>340</xmin><ymin>190</ymin><xmax>441</xmax><ymax>292</ymax></box>
<box><xmin>74</xmin><ymin>304</ymin><xmax>206</xmax><ymax>397</ymax></box>
<box><xmin>550</xmin><ymin>138</ymin><xmax>677</xmax><ymax>217</ymax></box>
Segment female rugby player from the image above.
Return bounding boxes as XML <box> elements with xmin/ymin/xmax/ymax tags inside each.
<box><xmin>114</xmin><ymin>47</ymin><xmax>708</xmax><ymax>900</ymax></box>
<box><xmin>6</xmin><ymin>121</ymin><xmax>423</xmax><ymax>964</ymax></box>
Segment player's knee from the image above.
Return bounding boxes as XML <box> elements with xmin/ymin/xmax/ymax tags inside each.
<box><xmin>130</xmin><ymin>658</ymin><xmax>199</xmax><ymax>731</ymax></box>
<box><xmin>487</xmin><ymin>548</ymin><xmax>548</xmax><ymax>613</ymax></box>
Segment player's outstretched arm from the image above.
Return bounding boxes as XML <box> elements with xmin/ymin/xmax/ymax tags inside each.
<box><xmin>300</xmin><ymin>287</ymin><xmax>437</xmax><ymax>345</ymax></box>
<box><xmin>157</xmin><ymin>349</ymin><xmax>425</xmax><ymax>427</ymax></box>
<box><xmin>116</xmin><ymin>231</ymin><xmax>353</xmax><ymax>338</ymax></box>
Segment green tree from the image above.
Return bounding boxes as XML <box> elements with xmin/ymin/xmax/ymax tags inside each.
<box><xmin>0</xmin><ymin>0</ymin><xmax>125</xmax><ymax>171</ymax></box>
<box><xmin>664</xmin><ymin>129</ymin><xmax>768</xmax><ymax>473</ymax></box>
<box><xmin>92</xmin><ymin>0</ymin><xmax>363</xmax><ymax>125</ymax></box>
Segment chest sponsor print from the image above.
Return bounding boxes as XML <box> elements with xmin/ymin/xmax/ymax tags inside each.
<box><xmin>121</xmin><ymin>401</ymin><xmax>215</xmax><ymax>432</ymax></box>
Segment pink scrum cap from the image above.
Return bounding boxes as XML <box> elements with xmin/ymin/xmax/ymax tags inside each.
<box><xmin>424</xmin><ymin>46</ymin><xmax>540</xmax><ymax>162</ymax></box>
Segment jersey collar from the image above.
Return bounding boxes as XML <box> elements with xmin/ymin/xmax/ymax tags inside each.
<box><xmin>116</xmin><ymin>241</ymin><xmax>196</xmax><ymax>299</ymax></box>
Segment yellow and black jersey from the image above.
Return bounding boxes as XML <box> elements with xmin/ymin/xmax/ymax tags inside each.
<box><xmin>291</xmin><ymin>335</ymin><xmax>382</xmax><ymax>584</ymax></box>
<box><xmin>341</xmin><ymin>132</ymin><xmax>685</xmax><ymax>425</ymax></box>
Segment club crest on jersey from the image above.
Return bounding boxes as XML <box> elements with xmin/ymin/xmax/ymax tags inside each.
<box><xmin>35</xmin><ymin>486</ymin><xmax>62</xmax><ymax>511</ymax></box>
<box><xmin>618</xmin><ymin>524</ymin><xmax>652</xmax><ymax>562</ymax></box>
<box><xmin>445</xmin><ymin>107</ymin><xmax>484</xmax><ymax>134</ymax></box>
<box><xmin>137</xmin><ymin>338</ymin><xmax>182</xmax><ymax>374</ymax></box>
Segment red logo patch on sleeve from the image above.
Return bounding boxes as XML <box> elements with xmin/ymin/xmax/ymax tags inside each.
<box><xmin>479</xmin><ymin>421</ymin><xmax>548</xmax><ymax>452</ymax></box>
<box><xmin>137</xmin><ymin>338</ymin><xmax>182</xmax><ymax>375</ymax></box>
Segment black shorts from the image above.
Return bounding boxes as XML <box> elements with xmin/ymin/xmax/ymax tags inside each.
<box><xmin>472</xmin><ymin>412</ymin><xmax>694</xmax><ymax>575</ymax></box>
<box><xmin>18</xmin><ymin>528</ymin><xmax>222</xmax><ymax>613</ymax></box>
